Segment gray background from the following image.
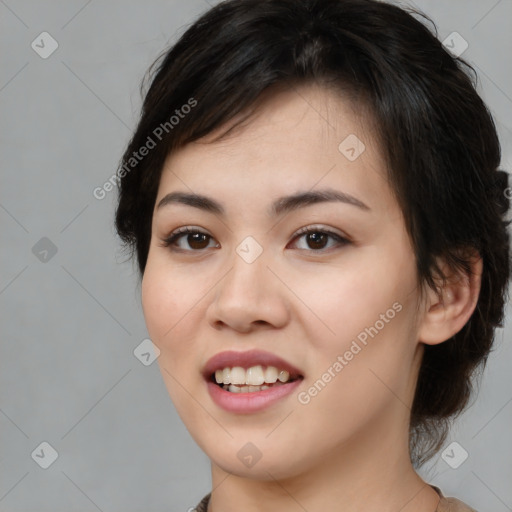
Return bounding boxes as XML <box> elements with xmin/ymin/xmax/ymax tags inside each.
<box><xmin>1</xmin><ymin>1</ymin><xmax>511</xmax><ymax>511</ymax></box>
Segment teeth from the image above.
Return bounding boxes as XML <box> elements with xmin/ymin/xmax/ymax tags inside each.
<box><xmin>278</xmin><ymin>370</ymin><xmax>290</xmax><ymax>383</ymax></box>
<box><xmin>226</xmin><ymin>383</ymin><xmax>275</xmax><ymax>393</ymax></box>
<box><xmin>231</xmin><ymin>367</ymin><xmax>246</xmax><ymax>385</ymax></box>
<box><xmin>213</xmin><ymin>365</ymin><xmax>294</xmax><ymax>386</ymax></box>
<box><xmin>264</xmin><ymin>366</ymin><xmax>278</xmax><ymax>383</ymax></box>
<box><xmin>246</xmin><ymin>365</ymin><xmax>264</xmax><ymax>385</ymax></box>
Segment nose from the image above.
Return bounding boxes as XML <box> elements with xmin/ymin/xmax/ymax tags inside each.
<box><xmin>205</xmin><ymin>244</ymin><xmax>290</xmax><ymax>333</ymax></box>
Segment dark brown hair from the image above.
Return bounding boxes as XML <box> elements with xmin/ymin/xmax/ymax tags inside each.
<box><xmin>115</xmin><ymin>0</ymin><xmax>511</xmax><ymax>466</ymax></box>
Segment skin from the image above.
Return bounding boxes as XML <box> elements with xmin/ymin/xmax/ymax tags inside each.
<box><xmin>141</xmin><ymin>83</ymin><xmax>482</xmax><ymax>512</ymax></box>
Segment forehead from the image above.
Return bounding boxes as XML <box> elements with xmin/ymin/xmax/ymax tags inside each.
<box><xmin>187</xmin><ymin>83</ymin><xmax>373</xmax><ymax>162</ymax></box>
<box><xmin>157</xmin><ymin>83</ymin><xmax>397</xmax><ymax>219</ymax></box>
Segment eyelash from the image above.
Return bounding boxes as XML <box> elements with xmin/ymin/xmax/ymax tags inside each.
<box><xmin>159</xmin><ymin>225</ymin><xmax>351</xmax><ymax>253</ymax></box>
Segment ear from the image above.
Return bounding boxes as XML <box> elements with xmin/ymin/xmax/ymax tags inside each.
<box><xmin>418</xmin><ymin>252</ymin><xmax>483</xmax><ymax>345</ymax></box>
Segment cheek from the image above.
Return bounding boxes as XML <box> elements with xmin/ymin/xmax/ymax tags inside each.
<box><xmin>141</xmin><ymin>259</ymin><xmax>198</xmax><ymax>361</ymax></box>
<box><xmin>141</xmin><ymin>266</ymin><xmax>172</xmax><ymax>344</ymax></box>
<box><xmin>293</xmin><ymin>247</ymin><xmax>417</xmax><ymax>353</ymax></box>
<box><xmin>294</xmin><ymin>250</ymin><xmax>419</xmax><ymax>415</ymax></box>
<box><xmin>141</xmin><ymin>260</ymin><xmax>206</xmax><ymax>415</ymax></box>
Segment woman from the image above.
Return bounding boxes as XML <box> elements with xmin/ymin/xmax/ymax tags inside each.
<box><xmin>115</xmin><ymin>0</ymin><xmax>510</xmax><ymax>510</ymax></box>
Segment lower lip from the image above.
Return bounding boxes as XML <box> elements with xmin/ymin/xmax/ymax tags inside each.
<box><xmin>206</xmin><ymin>379</ymin><xmax>303</xmax><ymax>413</ymax></box>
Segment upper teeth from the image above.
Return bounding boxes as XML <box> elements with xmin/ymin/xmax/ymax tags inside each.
<box><xmin>214</xmin><ymin>365</ymin><xmax>291</xmax><ymax>386</ymax></box>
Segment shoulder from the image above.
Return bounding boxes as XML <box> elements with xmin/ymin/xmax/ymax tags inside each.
<box><xmin>432</xmin><ymin>485</ymin><xmax>478</xmax><ymax>512</ymax></box>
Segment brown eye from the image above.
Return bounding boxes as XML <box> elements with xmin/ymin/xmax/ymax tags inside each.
<box><xmin>184</xmin><ymin>232</ymin><xmax>211</xmax><ymax>250</ymax></box>
<box><xmin>289</xmin><ymin>227</ymin><xmax>350</xmax><ymax>252</ymax></box>
<box><xmin>304</xmin><ymin>232</ymin><xmax>329</xmax><ymax>250</ymax></box>
<box><xmin>160</xmin><ymin>228</ymin><xmax>218</xmax><ymax>251</ymax></box>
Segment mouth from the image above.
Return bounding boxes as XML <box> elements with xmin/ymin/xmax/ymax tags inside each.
<box><xmin>203</xmin><ymin>349</ymin><xmax>304</xmax><ymax>412</ymax></box>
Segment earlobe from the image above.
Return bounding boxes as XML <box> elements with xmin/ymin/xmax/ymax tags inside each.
<box><xmin>418</xmin><ymin>255</ymin><xmax>483</xmax><ymax>346</ymax></box>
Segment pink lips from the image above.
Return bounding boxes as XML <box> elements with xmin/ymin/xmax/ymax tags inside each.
<box><xmin>203</xmin><ymin>349</ymin><xmax>304</xmax><ymax>414</ymax></box>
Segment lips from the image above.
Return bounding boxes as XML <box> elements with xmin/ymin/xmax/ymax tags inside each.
<box><xmin>203</xmin><ymin>349</ymin><xmax>304</xmax><ymax>413</ymax></box>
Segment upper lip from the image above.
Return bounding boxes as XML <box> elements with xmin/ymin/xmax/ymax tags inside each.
<box><xmin>203</xmin><ymin>349</ymin><xmax>304</xmax><ymax>380</ymax></box>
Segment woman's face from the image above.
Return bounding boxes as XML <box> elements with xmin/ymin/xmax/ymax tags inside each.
<box><xmin>142</xmin><ymin>84</ymin><xmax>425</xmax><ymax>479</ymax></box>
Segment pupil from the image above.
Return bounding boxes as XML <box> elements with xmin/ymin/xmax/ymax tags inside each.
<box><xmin>189</xmin><ymin>233</ymin><xmax>208</xmax><ymax>249</ymax></box>
<box><xmin>308</xmin><ymin>232</ymin><xmax>327</xmax><ymax>249</ymax></box>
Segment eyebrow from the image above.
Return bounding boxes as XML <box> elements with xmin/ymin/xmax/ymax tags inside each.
<box><xmin>156</xmin><ymin>187</ymin><xmax>370</xmax><ymax>217</ymax></box>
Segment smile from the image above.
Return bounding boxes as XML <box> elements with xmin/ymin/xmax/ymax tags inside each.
<box><xmin>203</xmin><ymin>350</ymin><xmax>304</xmax><ymax>412</ymax></box>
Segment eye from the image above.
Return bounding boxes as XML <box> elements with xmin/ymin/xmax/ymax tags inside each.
<box><xmin>159</xmin><ymin>227</ymin><xmax>219</xmax><ymax>252</ymax></box>
<box><xmin>288</xmin><ymin>225</ymin><xmax>350</xmax><ymax>252</ymax></box>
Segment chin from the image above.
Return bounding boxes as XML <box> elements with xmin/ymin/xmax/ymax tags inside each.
<box><xmin>214</xmin><ymin>455</ymin><xmax>305</xmax><ymax>481</ymax></box>
<box><xmin>199</xmin><ymin>435</ymin><xmax>311</xmax><ymax>480</ymax></box>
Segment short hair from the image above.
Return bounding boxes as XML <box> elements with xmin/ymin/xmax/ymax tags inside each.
<box><xmin>115</xmin><ymin>0</ymin><xmax>511</xmax><ymax>466</ymax></box>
